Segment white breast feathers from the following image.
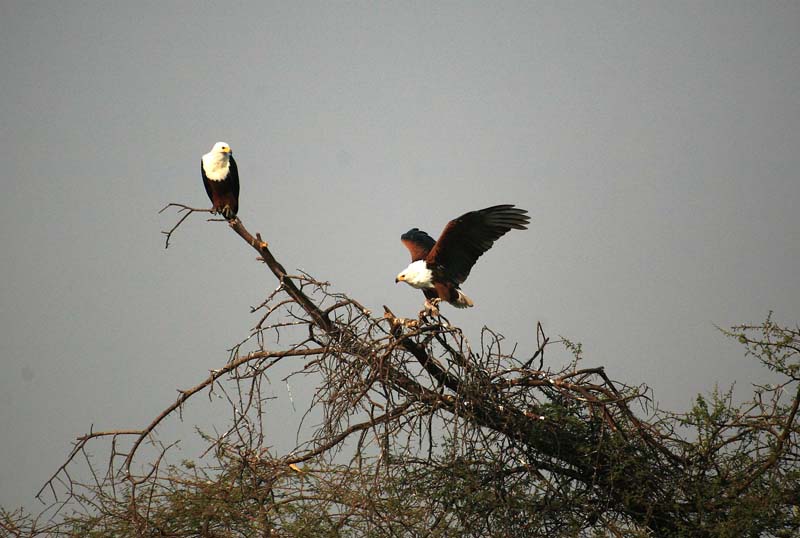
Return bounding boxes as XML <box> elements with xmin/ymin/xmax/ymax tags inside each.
<box><xmin>202</xmin><ymin>151</ymin><xmax>230</xmax><ymax>181</ymax></box>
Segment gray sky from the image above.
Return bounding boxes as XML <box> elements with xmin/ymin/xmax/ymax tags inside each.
<box><xmin>1</xmin><ymin>2</ymin><xmax>798</xmax><ymax>511</ymax></box>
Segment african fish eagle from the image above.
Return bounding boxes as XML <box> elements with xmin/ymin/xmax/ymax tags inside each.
<box><xmin>201</xmin><ymin>142</ymin><xmax>240</xmax><ymax>220</ymax></box>
<box><xmin>395</xmin><ymin>204</ymin><xmax>530</xmax><ymax>313</ymax></box>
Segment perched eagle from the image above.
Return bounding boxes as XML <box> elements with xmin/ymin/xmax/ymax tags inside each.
<box><xmin>201</xmin><ymin>141</ymin><xmax>240</xmax><ymax>219</ymax></box>
<box><xmin>396</xmin><ymin>204</ymin><xmax>530</xmax><ymax>312</ymax></box>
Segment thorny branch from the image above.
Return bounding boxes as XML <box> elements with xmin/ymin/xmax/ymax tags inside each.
<box><xmin>29</xmin><ymin>208</ymin><xmax>800</xmax><ymax>537</ymax></box>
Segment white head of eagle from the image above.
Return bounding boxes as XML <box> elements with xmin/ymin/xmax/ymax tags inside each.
<box><xmin>201</xmin><ymin>142</ymin><xmax>240</xmax><ymax>220</ymax></box>
<box><xmin>396</xmin><ymin>205</ymin><xmax>530</xmax><ymax>310</ymax></box>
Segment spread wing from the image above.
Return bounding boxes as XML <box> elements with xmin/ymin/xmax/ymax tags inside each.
<box><xmin>427</xmin><ymin>204</ymin><xmax>530</xmax><ymax>283</ymax></box>
<box><xmin>400</xmin><ymin>228</ymin><xmax>437</xmax><ymax>262</ymax></box>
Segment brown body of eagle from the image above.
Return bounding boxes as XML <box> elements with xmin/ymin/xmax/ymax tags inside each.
<box><xmin>201</xmin><ymin>142</ymin><xmax>240</xmax><ymax>220</ymax></box>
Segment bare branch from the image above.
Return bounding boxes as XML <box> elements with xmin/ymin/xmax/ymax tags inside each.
<box><xmin>158</xmin><ymin>203</ymin><xmax>214</xmax><ymax>249</ymax></box>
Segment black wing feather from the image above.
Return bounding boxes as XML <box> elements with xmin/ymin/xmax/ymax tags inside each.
<box><xmin>401</xmin><ymin>228</ymin><xmax>436</xmax><ymax>262</ymax></box>
<box><xmin>201</xmin><ymin>159</ymin><xmax>214</xmax><ymax>201</ymax></box>
<box><xmin>428</xmin><ymin>204</ymin><xmax>529</xmax><ymax>284</ymax></box>
<box><xmin>228</xmin><ymin>155</ymin><xmax>240</xmax><ymax>199</ymax></box>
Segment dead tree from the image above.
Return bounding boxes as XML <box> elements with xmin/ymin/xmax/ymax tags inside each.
<box><xmin>18</xmin><ymin>208</ymin><xmax>800</xmax><ymax>537</ymax></box>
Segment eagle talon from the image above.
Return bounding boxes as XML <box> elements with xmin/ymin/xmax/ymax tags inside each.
<box><xmin>421</xmin><ymin>299</ymin><xmax>441</xmax><ymax>318</ymax></box>
<box><xmin>219</xmin><ymin>206</ymin><xmax>235</xmax><ymax>220</ymax></box>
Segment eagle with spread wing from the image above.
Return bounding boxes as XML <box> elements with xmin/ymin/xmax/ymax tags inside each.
<box><xmin>396</xmin><ymin>204</ymin><xmax>530</xmax><ymax>313</ymax></box>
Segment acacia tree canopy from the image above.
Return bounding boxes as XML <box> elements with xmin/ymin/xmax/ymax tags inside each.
<box><xmin>3</xmin><ymin>211</ymin><xmax>799</xmax><ymax>538</ymax></box>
